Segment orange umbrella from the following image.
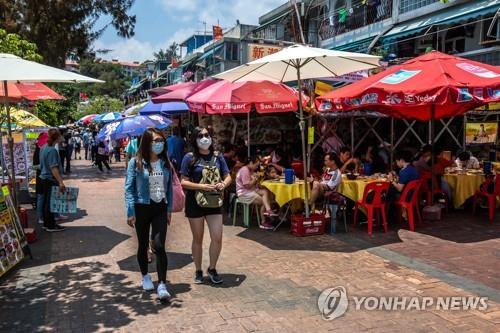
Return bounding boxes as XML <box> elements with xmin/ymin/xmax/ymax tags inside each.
<box><xmin>0</xmin><ymin>82</ymin><xmax>65</xmax><ymax>102</ymax></box>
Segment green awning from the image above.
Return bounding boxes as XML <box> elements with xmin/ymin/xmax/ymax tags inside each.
<box><xmin>384</xmin><ymin>0</ymin><xmax>500</xmax><ymax>41</ymax></box>
<box><xmin>332</xmin><ymin>37</ymin><xmax>375</xmax><ymax>53</ymax></box>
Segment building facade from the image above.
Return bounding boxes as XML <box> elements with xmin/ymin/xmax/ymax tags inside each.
<box><xmin>317</xmin><ymin>0</ymin><xmax>499</xmax><ymax>64</ymax></box>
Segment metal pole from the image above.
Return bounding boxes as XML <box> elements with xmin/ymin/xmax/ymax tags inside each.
<box><xmin>350</xmin><ymin>117</ymin><xmax>354</xmax><ymax>153</ymax></box>
<box><xmin>247</xmin><ymin>111</ymin><xmax>251</xmax><ymax>157</ymax></box>
<box><xmin>390</xmin><ymin>117</ymin><xmax>394</xmax><ymax>168</ymax></box>
<box><xmin>296</xmin><ymin>64</ymin><xmax>310</xmax><ymax>218</ymax></box>
<box><xmin>3</xmin><ymin>81</ymin><xmax>17</xmax><ymax>209</ymax></box>
<box><xmin>430</xmin><ymin>104</ymin><xmax>435</xmax><ymax>206</ymax></box>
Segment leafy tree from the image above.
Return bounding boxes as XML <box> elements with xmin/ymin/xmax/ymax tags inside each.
<box><xmin>0</xmin><ymin>28</ymin><xmax>42</xmax><ymax>62</ymax></box>
<box><xmin>0</xmin><ymin>0</ymin><xmax>136</xmax><ymax>67</ymax></box>
<box><xmin>154</xmin><ymin>42</ymin><xmax>179</xmax><ymax>63</ymax></box>
<box><xmin>35</xmin><ymin>100</ymin><xmax>63</xmax><ymax>126</ymax></box>
<box><xmin>79</xmin><ymin>96</ymin><xmax>124</xmax><ymax>116</ymax></box>
<box><xmin>79</xmin><ymin>58</ymin><xmax>130</xmax><ymax>98</ymax></box>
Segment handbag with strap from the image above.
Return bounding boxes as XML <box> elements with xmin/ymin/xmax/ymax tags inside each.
<box><xmin>170</xmin><ymin>166</ymin><xmax>185</xmax><ymax>213</ymax></box>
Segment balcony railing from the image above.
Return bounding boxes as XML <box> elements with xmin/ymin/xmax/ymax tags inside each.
<box><xmin>319</xmin><ymin>1</ymin><xmax>392</xmax><ymax>41</ymax></box>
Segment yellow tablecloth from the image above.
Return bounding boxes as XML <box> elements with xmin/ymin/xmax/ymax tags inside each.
<box><xmin>338</xmin><ymin>177</ymin><xmax>389</xmax><ymax>203</ymax></box>
<box><xmin>443</xmin><ymin>173</ymin><xmax>484</xmax><ymax>208</ymax></box>
<box><xmin>261</xmin><ymin>180</ymin><xmax>308</xmax><ymax>207</ymax></box>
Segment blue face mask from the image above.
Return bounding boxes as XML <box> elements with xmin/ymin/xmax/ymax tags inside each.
<box><xmin>151</xmin><ymin>142</ymin><xmax>164</xmax><ymax>155</ymax></box>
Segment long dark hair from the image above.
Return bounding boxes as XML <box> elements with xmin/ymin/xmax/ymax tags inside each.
<box><xmin>136</xmin><ymin>128</ymin><xmax>171</xmax><ymax>171</ymax></box>
<box><xmin>189</xmin><ymin>126</ymin><xmax>214</xmax><ymax>166</ymax></box>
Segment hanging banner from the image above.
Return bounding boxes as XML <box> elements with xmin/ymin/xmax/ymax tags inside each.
<box><xmin>2</xmin><ymin>132</ymin><xmax>29</xmax><ymax>176</ymax></box>
<box><xmin>314</xmin><ymin>81</ymin><xmax>334</xmax><ymax>96</ymax></box>
<box><xmin>308</xmin><ymin>127</ymin><xmax>315</xmax><ymax>145</ymax></box>
<box><xmin>0</xmin><ymin>187</ymin><xmax>25</xmax><ymax>277</ymax></box>
<box><xmin>213</xmin><ymin>25</ymin><xmax>223</xmax><ymax>40</ymax></box>
<box><xmin>247</xmin><ymin>43</ymin><xmax>283</xmax><ymax>62</ymax></box>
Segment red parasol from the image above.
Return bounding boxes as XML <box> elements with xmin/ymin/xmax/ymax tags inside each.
<box><xmin>316</xmin><ymin>51</ymin><xmax>500</xmax><ymax>121</ymax></box>
<box><xmin>186</xmin><ymin>80</ymin><xmax>308</xmax><ymax>114</ymax></box>
<box><xmin>152</xmin><ymin>79</ymin><xmax>218</xmax><ymax>103</ymax></box>
<box><xmin>79</xmin><ymin>114</ymin><xmax>98</xmax><ymax>125</ymax></box>
<box><xmin>0</xmin><ymin>82</ymin><xmax>65</xmax><ymax>102</ymax></box>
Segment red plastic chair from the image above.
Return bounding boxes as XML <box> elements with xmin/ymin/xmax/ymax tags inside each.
<box><xmin>353</xmin><ymin>181</ymin><xmax>390</xmax><ymax>236</ymax></box>
<box><xmin>420</xmin><ymin>173</ymin><xmax>449</xmax><ymax>212</ymax></box>
<box><xmin>395</xmin><ymin>180</ymin><xmax>422</xmax><ymax>232</ymax></box>
<box><xmin>472</xmin><ymin>174</ymin><xmax>499</xmax><ymax>222</ymax></box>
<box><xmin>290</xmin><ymin>160</ymin><xmax>304</xmax><ymax>179</ymax></box>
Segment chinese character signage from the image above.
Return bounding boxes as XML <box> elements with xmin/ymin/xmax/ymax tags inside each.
<box><xmin>247</xmin><ymin>43</ymin><xmax>283</xmax><ymax>62</ymax></box>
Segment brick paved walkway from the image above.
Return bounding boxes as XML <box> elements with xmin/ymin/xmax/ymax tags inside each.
<box><xmin>0</xmin><ymin>159</ymin><xmax>499</xmax><ymax>332</ymax></box>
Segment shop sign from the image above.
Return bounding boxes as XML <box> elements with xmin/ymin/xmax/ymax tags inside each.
<box><xmin>247</xmin><ymin>43</ymin><xmax>283</xmax><ymax>61</ymax></box>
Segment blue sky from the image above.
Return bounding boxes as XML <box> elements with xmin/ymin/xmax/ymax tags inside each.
<box><xmin>94</xmin><ymin>0</ymin><xmax>286</xmax><ymax>62</ymax></box>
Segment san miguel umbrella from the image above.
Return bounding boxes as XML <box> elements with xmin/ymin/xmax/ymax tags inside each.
<box><xmin>151</xmin><ymin>79</ymin><xmax>218</xmax><ymax>103</ymax></box>
<box><xmin>138</xmin><ymin>101</ymin><xmax>189</xmax><ymax>116</ymax></box>
<box><xmin>214</xmin><ymin>44</ymin><xmax>380</xmax><ymax>217</ymax></box>
<box><xmin>0</xmin><ymin>82</ymin><xmax>65</xmax><ymax>102</ymax></box>
<box><xmin>9</xmin><ymin>108</ymin><xmax>48</xmax><ymax>128</ymax></box>
<box><xmin>97</xmin><ymin>114</ymin><xmax>172</xmax><ymax>141</ymax></box>
<box><xmin>0</xmin><ymin>53</ymin><xmax>103</xmax><ymax>207</ymax></box>
<box><xmin>316</xmin><ymin>51</ymin><xmax>500</xmax><ymax>203</ymax></box>
<box><xmin>186</xmin><ymin>79</ymin><xmax>308</xmax><ymax>156</ymax></box>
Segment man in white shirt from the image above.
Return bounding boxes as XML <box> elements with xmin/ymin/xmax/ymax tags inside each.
<box><xmin>455</xmin><ymin>151</ymin><xmax>480</xmax><ymax>169</ymax></box>
<box><xmin>310</xmin><ymin>153</ymin><xmax>342</xmax><ymax>204</ymax></box>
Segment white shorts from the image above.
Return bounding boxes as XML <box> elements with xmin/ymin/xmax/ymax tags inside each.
<box><xmin>237</xmin><ymin>191</ymin><xmax>260</xmax><ymax>204</ymax></box>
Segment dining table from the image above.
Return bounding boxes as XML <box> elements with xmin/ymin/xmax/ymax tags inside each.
<box><xmin>443</xmin><ymin>171</ymin><xmax>485</xmax><ymax>208</ymax></box>
<box><xmin>337</xmin><ymin>175</ymin><xmax>390</xmax><ymax>203</ymax></box>
<box><xmin>260</xmin><ymin>179</ymin><xmax>309</xmax><ymax>231</ymax></box>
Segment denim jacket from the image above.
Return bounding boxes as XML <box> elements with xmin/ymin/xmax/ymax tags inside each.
<box><xmin>125</xmin><ymin>157</ymin><xmax>173</xmax><ymax>217</ymax></box>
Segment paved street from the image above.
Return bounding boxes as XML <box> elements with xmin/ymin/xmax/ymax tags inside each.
<box><xmin>1</xmin><ymin>159</ymin><xmax>499</xmax><ymax>332</ymax></box>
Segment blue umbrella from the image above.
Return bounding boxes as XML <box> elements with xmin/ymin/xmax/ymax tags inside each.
<box><xmin>94</xmin><ymin>112</ymin><xmax>122</xmax><ymax>123</ymax></box>
<box><xmin>97</xmin><ymin>115</ymin><xmax>172</xmax><ymax>141</ymax></box>
<box><xmin>139</xmin><ymin>101</ymin><xmax>189</xmax><ymax>116</ymax></box>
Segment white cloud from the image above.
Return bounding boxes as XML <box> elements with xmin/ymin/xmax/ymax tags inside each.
<box><xmin>93</xmin><ymin>38</ymin><xmax>156</xmax><ymax>62</ymax></box>
<box><xmin>95</xmin><ymin>0</ymin><xmax>285</xmax><ymax>61</ymax></box>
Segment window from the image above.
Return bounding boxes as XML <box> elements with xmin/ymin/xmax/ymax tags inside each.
<box><xmin>399</xmin><ymin>0</ymin><xmax>438</xmax><ymax>14</ymax></box>
<box><xmin>481</xmin><ymin>16</ymin><xmax>500</xmax><ymax>45</ymax></box>
<box><xmin>225</xmin><ymin>42</ymin><xmax>239</xmax><ymax>61</ymax></box>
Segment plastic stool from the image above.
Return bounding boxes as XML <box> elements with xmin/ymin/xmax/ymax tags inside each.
<box><xmin>233</xmin><ymin>198</ymin><xmax>261</xmax><ymax>227</ymax></box>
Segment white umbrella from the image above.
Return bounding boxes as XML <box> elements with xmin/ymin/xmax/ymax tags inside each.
<box><xmin>214</xmin><ymin>44</ymin><xmax>380</xmax><ymax>218</ymax></box>
<box><xmin>0</xmin><ymin>53</ymin><xmax>103</xmax><ymax>207</ymax></box>
<box><xmin>0</xmin><ymin>53</ymin><xmax>104</xmax><ymax>83</ymax></box>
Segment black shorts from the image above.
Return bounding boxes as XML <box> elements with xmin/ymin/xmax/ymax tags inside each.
<box><xmin>185</xmin><ymin>190</ymin><xmax>222</xmax><ymax>218</ymax></box>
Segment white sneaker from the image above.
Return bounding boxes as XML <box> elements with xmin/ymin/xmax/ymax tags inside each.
<box><xmin>157</xmin><ymin>282</ymin><xmax>171</xmax><ymax>300</ymax></box>
<box><xmin>38</xmin><ymin>219</ymin><xmax>44</xmax><ymax>225</ymax></box>
<box><xmin>55</xmin><ymin>214</ymin><xmax>68</xmax><ymax>221</ymax></box>
<box><xmin>142</xmin><ymin>274</ymin><xmax>154</xmax><ymax>291</ymax></box>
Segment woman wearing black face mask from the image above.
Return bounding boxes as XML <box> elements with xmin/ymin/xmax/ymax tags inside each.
<box><xmin>180</xmin><ymin>127</ymin><xmax>231</xmax><ymax>285</ymax></box>
<box><xmin>125</xmin><ymin>128</ymin><xmax>173</xmax><ymax>300</ymax></box>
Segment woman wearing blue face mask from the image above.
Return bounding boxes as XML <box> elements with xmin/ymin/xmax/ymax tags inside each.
<box><xmin>125</xmin><ymin>128</ymin><xmax>173</xmax><ymax>300</ymax></box>
<box><xmin>180</xmin><ymin>127</ymin><xmax>231</xmax><ymax>285</ymax></box>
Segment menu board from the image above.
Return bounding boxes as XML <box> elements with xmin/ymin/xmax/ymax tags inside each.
<box><xmin>0</xmin><ymin>187</ymin><xmax>25</xmax><ymax>277</ymax></box>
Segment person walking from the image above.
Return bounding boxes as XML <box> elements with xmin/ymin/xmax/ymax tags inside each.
<box><xmin>39</xmin><ymin>128</ymin><xmax>66</xmax><ymax>232</ymax></box>
<box><xmin>65</xmin><ymin>132</ymin><xmax>74</xmax><ymax>174</ymax></box>
<box><xmin>167</xmin><ymin>127</ymin><xmax>185</xmax><ymax>171</ymax></box>
<box><xmin>73</xmin><ymin>131</ymin><xmax>82</xmax><ymax>160</ymax></box>
<box><xmin>180</xmin><ymin>127</ymin><xmax>231</xmax><ymax>284</ymax></box>
<box><xmin>32</xmin><ymin>132</ymin><xmax>48</xmax><ymax>225</ymax></box>
<box><xmin>96</xmin><ymin>140</ymin><xmax>112</xmax><ymax>173</ymax></box>
<box><xmin>57</xmin><ymin>131</ymin><xmax>68</xmax><ymax>173</ymax></box>
<box><xmin>83</xmin><ymin>130</ymin><xmax>90</xmax><ymax>160</ymax></box>
<box><xmin>125</xmin><ymin>128</ymin><xmax>173</xmax><ymax>300</ymax></box>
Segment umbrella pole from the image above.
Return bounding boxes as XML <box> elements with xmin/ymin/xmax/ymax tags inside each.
<box><xmin>3</xmin><ymin>81</ymin><xmax>17</xmax><ymax>209</ymax></box>
<box><xmin>247</xmin><ymin>111</ymin><xmax>250</xmax><ymax>158</ymax></box>
<box><xmin>296</xmin><ymin>66</ymin><xmax>310</xmax><ymax>218</ymax></box>
<box><xmin>430</xmin><ymin>104</ymin><xmax>436</xmax><ymax>206</ymax></box>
